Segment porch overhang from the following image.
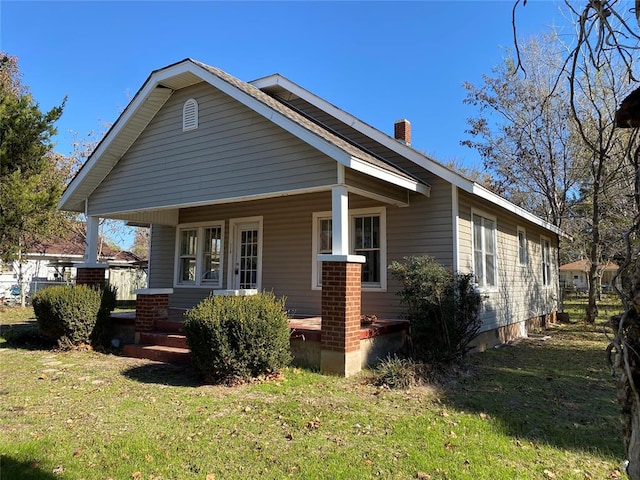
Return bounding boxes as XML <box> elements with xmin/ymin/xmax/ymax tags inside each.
<box><xmin>87</xmin><ymin>172</ymin><xmax>430</xmax><ymax>226</ymax></box>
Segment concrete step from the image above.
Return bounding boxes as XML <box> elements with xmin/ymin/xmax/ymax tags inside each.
<box><xmin>138</xmin><ymin>331</ymin><xmax>188</xmax><ymax>349</ymax></box>
<box><xmin>122</xmin><ymin>343</ymin><xmax>191</xmax><ymax>364</ymax></box>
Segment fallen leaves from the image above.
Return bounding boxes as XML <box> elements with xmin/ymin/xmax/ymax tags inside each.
<box><xmin>306</xmin><ymin>417</ymin><xmax>321</xmax><ymax>430</ymax></box>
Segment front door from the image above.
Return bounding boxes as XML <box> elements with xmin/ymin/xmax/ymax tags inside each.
<box><xmin>230</xmin><ymin>218</ymin><xmax>262</xmax><ymax>290</ymax></box>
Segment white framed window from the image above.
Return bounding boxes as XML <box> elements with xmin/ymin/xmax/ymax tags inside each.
<box><xmin>183</xmin><ymin>98</ymin><xmax>198</xmax><ymax>131</ymax></box>
<box><xmin>517</xmin><ymin>227</ymin><xmax>528</xmax><ymax>266</ymax></box>
<box><xmin>541</xmin><ymin>236</ymin><xmax>552</xmax><ymax>287</ymax></box>
<box><xmin>312</xmin><ymin>207</ymin><xmax>386</xmax><ymax>291</ymax></box>
<box><xmin>174</xmin><ymin>221</ymin><xmax>224</xmax><ymax>288</ymax></box>
<box><xmin>472</xmin><ymin>211</ymin><xmax>497</xmax><ymax>289</ymax></box>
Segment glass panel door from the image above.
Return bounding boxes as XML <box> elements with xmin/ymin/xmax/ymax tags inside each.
<box><xmin>233</xmin><ymin>222</ymin><xmax>260</xmax><ymax>289</ymax></box>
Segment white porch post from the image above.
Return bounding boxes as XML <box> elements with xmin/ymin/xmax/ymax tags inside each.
<box><xmin>85</xmin><ymin>215</ymin><xmax>100</xmax><ymax>264</ymax></box>
<box><xmin>331</xmin><ymin>185</ymin><xmax>349</xmax><ymax>255</ymax></box>
<box><xmin>75</xmin><ymin>214</ymin><xmax>107</xmax><ymax>286</ymax></box>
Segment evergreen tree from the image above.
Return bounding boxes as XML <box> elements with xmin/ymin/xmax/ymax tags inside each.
<box><xmin>0</xmin><ymin>53</ymin><xmax>66</xmax><ymax>305</ymax></box>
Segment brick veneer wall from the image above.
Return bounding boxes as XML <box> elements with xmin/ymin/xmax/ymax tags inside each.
<box><xmin>135</xmin><ymin>293</ymin><xmax>169</xmax><ymax>333</ymax></box>
<box><xmin>76</xmin><ymin>267</ymin><xmax>107</xmax><ymax>287</ymax></box>
<box><xmin>321</xmin><ymin>261</ymin><xmax>362</xmax><ymax>355</ymax></box>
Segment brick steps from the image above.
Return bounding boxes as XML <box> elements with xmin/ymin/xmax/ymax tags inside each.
<box><xmin>121</xmin><ymin>319</ymin><xmax>190</xmax><ymax>364</ymax></box>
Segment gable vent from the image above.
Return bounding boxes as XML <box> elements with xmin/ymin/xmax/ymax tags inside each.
<box><xmin>183</xmin><ymin>98</ymin><xmax>198</xmax><ymax>131</ymax></box>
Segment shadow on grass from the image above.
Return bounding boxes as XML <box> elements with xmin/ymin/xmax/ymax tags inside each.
<box><xmin>442</xmin><ymin>323</ymin><xmax>624</xmax><ymax>459</ymax></box>
<box><xmin>121</xmin><ymin>361</ymin><xmax>203</xmax><ymax>387</ymax></box>
<box><xmin>0</xmin><ymin>456</ymin><xmax>59</xmax><ymax>479</ymax></box>
<box><xmin>0</xmin><ymin>323</ymin><xmax>56</xmax><ymax>351</ymax></box>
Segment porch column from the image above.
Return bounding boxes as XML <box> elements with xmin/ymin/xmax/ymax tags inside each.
<box><xmin>318</xmin><ymin>255</ymin><xmax>365</xmax><ymax>377</ymax></box>
<box><xmin>331</xmin><ymin>185</ymin><xmax>349</xmax><ymax>255</ymax></box>
<box><xmin>133</xmin><ymin>288</ymin><xmax>173</xmax><ymax>342</ymax></box>
<box><xmin>85</xmin><ymin>215</ymin><xmax>100</xmax><ymax>264</ymax></box>
<box><xmin>74</xmin><ymin>215</ymin><xmax>107</xmax><ymax>287</ymax></box>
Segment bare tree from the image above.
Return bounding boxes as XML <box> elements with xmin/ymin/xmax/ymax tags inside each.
<box><xmin>462</xmin><ymin>33</ymin><xmax>580</xmax><ymax>229</ymax></box>
<box><xmin>513</xmin><ymin>2</ymin><xmax>640</xmax><ymax>477</ymax></box>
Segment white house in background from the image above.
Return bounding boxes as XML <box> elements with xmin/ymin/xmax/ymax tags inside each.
<box><xmin>560</xmin><ymin>259</ymin><xmax>620</xmax><ymax>294</ymax></box>
<box><xmin>0</xmin><ymin>232</ymin><xmax>146</xmax><ymax>301</ymax></box>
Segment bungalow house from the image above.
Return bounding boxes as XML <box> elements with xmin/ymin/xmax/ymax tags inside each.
<box><xmin>59</xmin><ymin>59</ymin><xmax>563</xmax><ymax>375</ymax></box>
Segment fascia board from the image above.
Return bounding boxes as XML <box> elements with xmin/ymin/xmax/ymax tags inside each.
<box><xmin>471</xmin><ymin>183</ymin><xmax>565</xmax><ymax>237</ymax></box>
<box><xmin>349</xmin><ymin>157</ymin><xmax>430</xmax><ymax>196</ymax></box>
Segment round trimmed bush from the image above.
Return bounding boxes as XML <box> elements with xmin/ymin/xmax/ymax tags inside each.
<box><xmin>184</xmin><ymin>292</ymin><xmax>292</xmax><ymax>384</ymax></box>
<box><xmin>32</xmin><ymin>284</ymin><xmax>102</xmax><ymax>348</ymax></box>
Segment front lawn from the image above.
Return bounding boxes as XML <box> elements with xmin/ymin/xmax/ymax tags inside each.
<box><xmin>0</xmin><ymin>306</ymin><xmax>627</xmax><ymax>479</ymax></box>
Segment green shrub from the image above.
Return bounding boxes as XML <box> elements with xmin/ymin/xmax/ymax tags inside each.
<box><xmin>372</xmin><ymin>355</ymin><xmax>420</xmax><ymax>389</ymax></box>
<box><xmin>92</xmin><ymin>284</ymin><xmax>118</xmax><ymax>347</ymax></box>
<box><xmin>184</xmin><ymin>292</ymin><xmax>292</xmax><ymax>384</ymax></box>
<box><xmin>389</xmin><ymin>256</ymin><xmax>483</xmax><ymax>364</ymax></box>
<box><xmin>32</xmin><ymin>284</ymin><xmax>117</xmax><ymax>349</ymax></box>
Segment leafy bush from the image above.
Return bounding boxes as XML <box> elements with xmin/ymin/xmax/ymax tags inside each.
<box><xmin>32</xmin><ymin>284</ymin><xmax>117</xmax><ymax>349</ymax></box>
<box><xmin>389</xmin><ymin>256</ymin><xmax>482</xmax><ymax>364</ymax></box>
<box><xmin>184</xmin><ymin>292</ymin><xmax>292</xmax><ymax>384</ymax></box>
<box><xmin>92</xmin><ymin>284</ymin><xmax>118</xmax><ymax>347</ymax></box>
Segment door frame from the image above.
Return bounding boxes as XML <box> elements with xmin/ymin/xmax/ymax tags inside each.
<box><xmin>227</xmin><ymin>216</ymin><xmax>263</xmax><ymax>290</ymax></box>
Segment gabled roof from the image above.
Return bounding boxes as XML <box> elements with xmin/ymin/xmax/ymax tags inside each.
<box><xmin>560</xmin><ymin>259</ymin><xmax>618</xmax><ymax>272</ymax></box>
<box><xmin>60</xmin><ymin>59</ymin><xmax>429</xmax><ymax>213</ymax></box>
<box><xmin>29</xmin><ymin>231</ymin><xmax>142</xmax><ymax>264</ymax></box>
<box><xmin>60</xmin><ymin>59</ymin><xmax>563</xmax><ymax>238</ymax></box>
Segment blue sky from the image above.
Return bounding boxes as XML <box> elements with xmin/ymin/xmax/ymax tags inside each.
<box><xmin>2</xmin><ymin>1</ymin><xmax>573</xmax><ymax>167</ymax></box>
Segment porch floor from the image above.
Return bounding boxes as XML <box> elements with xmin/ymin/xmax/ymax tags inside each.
<box><xmin>111</xmin><ymin>309</ymin><xmax>408</xmax><ymax>340</ymax></box>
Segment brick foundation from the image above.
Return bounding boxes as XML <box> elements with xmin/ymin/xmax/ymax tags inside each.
<box><xmin>320</xmin><ymin>261</ymin><xmax>362</xmax><ymax>376</ymax></box>
<box><xmin>75</xmin><ymin>266</ymin><xmax>107</xmax><ymax>287</ymax></box>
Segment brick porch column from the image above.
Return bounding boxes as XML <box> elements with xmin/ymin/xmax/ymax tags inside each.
<box><xmin>75</xmin><ymin>264</ymin><xmax>108</xmax><ymax>287</ymax></box>
<box><xmin>318</xmin><ymin>255</ymin><xmax>365</xmax><ymax>377</ymax></box>
<box><xmin>133</xmin><ymin>288</ymin><xmax>173</xmax><ymax>342</ymax></box>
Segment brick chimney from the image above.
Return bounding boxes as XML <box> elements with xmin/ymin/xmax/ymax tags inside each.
<box><xmin>394</xmin><ymin>119</ymin><xmax>411</xmax><ymax>146</ymax></box>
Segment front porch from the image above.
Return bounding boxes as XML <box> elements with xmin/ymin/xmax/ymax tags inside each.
<box><xmin>78</xmin><ymin>238</ymin><xmax>404</xmax><ymax>377</ymax></box>
<box><xmin>111</xmin><ymin>309</ymin><xmax>409</xmax><ymax>370</ymax></box>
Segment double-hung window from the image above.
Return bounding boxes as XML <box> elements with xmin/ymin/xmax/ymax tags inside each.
<box><xmin>175</xmin><ymin>222</ymin><xmax>224</xmax><ymax>288</ymax></box>
<box><xmin>472</xmin><ymin>212</ymin><xmax>497</xmax><ymax>289</ymax></box>
<box><xmin>312</xmin><ymin>207</ymin><xmax>386</xmax><ymax>290</ymax></box>
<box><xmin>517</xmin><ymin>227</ymin><xmax>528</xmax><ymax>266</ymax></box>
<box><xmin>541</xmin><ymin>237</ymin><xmax>552</xmax><ymax>287</ymax></box>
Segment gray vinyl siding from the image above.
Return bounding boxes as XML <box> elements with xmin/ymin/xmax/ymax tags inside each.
<box><xmin>457</xmin><ymin>190</ymin><xmax>559</xmax><ymax>332</ymax></box>
<box><xmin>148</xmin><ymin>224</ymin><xmax>175</xmax><ymax>289</ymax></box>
<box><xmin>345</xmin><ymin>170</ymin><xmax>409</xmax><ymax>205</ymax></box>
<box><xmin>146</xmin><ymin>182</ymin><xmax>454</xmax><ymax>319</ymax></box>
<box><xmin>87</xmin><ymin>83</ymin><xmax>337</xmax><ymax>216</ymax></box>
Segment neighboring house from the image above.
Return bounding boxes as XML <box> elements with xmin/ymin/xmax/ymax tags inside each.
<box><xmin>59</xmin><ymin>59</ymin><xmax>563</xmax><ymax>352</ymax></box>
<box><xmin>560</xmin><ymin>259</ymin><xmax>620</xmax><ymax>294</ymax></box>
<box><xmin>0</xmin><ymin>232</ymin><xmax>146</xmax><ymax>301</ymax></box>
